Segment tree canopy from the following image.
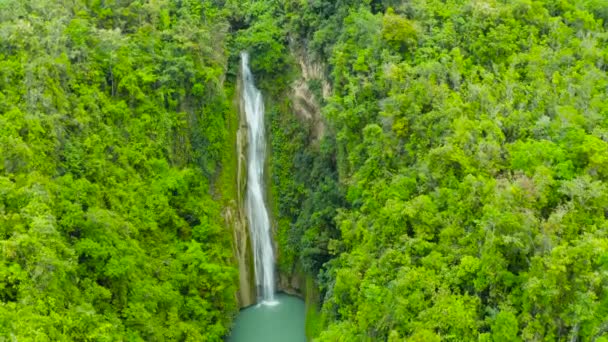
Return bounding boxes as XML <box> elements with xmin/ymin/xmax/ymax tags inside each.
<box><xmin>0</xmin><ymin>0</ymin><xmax>237</xmax><ymax>340</ymax></box>
<box><xmin>2</xmin><ymin>0</ymin><xmax>608</xmax><ymax>341</ymax></box>
<box><xmin>268</xmin><ymin>0</ymin><xmax>608</xmax><ymax>340</ymax></box>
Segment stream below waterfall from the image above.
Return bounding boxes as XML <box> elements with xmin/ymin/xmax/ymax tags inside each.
<box><xmin>229</xmin><ymin>293</ymin><xmax>306</xmax><ymax>342</ymax></box>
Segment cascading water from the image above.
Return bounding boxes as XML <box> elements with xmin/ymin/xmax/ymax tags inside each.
<box><xmin>229</xmin><ymin>52</ymin><xmax>306</xmax><ymax>341</ymax></box>
<box><xmin>241</xmin><ymin>51</ymin><xmax>276</xmax><ymax>304</ymax></box>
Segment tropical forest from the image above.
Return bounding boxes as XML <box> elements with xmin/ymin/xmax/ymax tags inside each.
<box><xmin>1</xmin><ymin>0</ymin><xmax>607</xmax><ymax>341</ymax></box>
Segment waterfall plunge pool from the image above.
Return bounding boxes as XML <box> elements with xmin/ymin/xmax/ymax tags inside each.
<box><xmin>228</xmin><ymin>293</ymin><xmax>306</xmax><ymax>342</ymax></box>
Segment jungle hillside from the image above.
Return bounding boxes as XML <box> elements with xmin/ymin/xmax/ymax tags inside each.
<box><xmin>2</xmin><ymin>0</ymin><xmax>608</xmax><ymax>341</ymax></box>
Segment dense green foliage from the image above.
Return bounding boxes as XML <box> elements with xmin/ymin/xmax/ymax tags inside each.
<box><xmin>3</xmin><ymin>0</ymin><xmax>608</xmax><ymax>341</ymax></box>
<box><xmin>0</xmin><ymin>1</ymin><xmax>238</xmax><ymax>340</ymax></box>
<box><xmin>268</xmin><ymin>0</ymin><xmax>608</xmax><ymax>341</ymax></box>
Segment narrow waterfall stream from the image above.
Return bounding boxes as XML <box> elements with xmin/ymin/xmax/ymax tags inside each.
<box><xmin>229</xmin><ymin>52</ymin><xmax>305</xmax><ymax>342</ymax></box>
<box><xmin>241</xmin><ymin>51</ymin><xmax>276</xmax><ymax>304</ymax></box>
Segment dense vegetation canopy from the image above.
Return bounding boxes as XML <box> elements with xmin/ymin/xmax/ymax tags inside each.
<box><xmin>2</xmin><ymin>0</ymin><xmax>608</xmax><ymax>341</ymax></box>
<box><xmin>0</xmin><ymin>0</ymin><xmax>237</xmax><ymax>340</ymax></box>
<box><xmin>266</xmin><ymin>0</ymin><xmax>608</xmax><ymax>341</ymax></box>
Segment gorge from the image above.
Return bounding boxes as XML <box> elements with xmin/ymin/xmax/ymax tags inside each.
<box><xmin>229</xmin><ymin>52</ymin><xmax>306</xmax><ymax>340</ymax></box>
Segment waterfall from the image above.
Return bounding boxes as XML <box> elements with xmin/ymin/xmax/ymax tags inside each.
<box><xmin>241</xmin><ymin>52</ymin><xmax>276</xmax><ymax>304</ymax></box>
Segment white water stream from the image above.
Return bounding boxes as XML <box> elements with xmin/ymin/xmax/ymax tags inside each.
<box><xmin>241</xmin><ymin>52</ymin><xmax>276</xmax><ymax>304</ymax></box>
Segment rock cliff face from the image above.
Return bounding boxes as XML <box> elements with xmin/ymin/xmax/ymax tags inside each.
<box><xmin>290</xmin><ymin>50</ymin><xmax>330</xmax><ymax>146</ymax></box>
<box><xmin>276</xmin><ymin>48</ymin><xmax>330</xmax><ymax>298</ymax></box>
